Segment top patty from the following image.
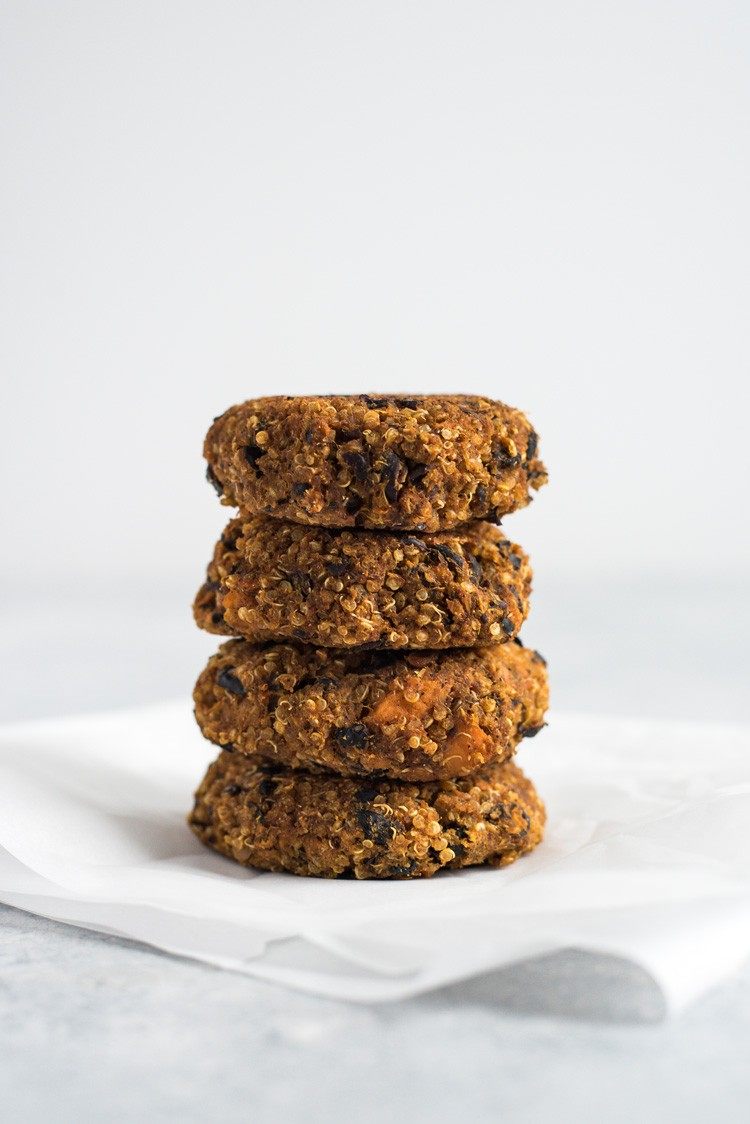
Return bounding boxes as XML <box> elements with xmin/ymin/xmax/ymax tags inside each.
<box><xmin>204</xmin><ymin>394</ymin><xmax>547</xmax><ymax>531</ymax></box>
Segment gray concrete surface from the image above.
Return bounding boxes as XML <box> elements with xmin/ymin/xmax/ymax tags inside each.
<box><xmin>1</xmin><ymin>904</ymin><xmax>749</xmax><ymax>1123</ymax></box>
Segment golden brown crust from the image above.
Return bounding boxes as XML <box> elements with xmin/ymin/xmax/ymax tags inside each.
<box><xmin>193</xmin><ymin>639</ymin><xmax>548</xmax><ymax>782</ymax></box>
<box><xmin>189</xmin><ymin>753</ymin><xmax>546</xmax><ymax>879</ymax></box>
<box><xmin>193</xmin><ymin>517</ymin><xmax>532</xmax><ymax>650</ymax></box>
<box><xmin>204</xmin><ymin>394</ymin><xmax>547</xmax><ymax>532</ymax></box>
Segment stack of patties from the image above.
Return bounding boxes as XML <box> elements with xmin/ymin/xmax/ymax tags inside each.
<box><xmin>189</xmin><ymin>394</ymin><xmax>549</xmax><ymax>879</ymax></box>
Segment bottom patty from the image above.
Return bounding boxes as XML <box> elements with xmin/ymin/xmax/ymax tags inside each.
<box><xmin>189</xmin><ymin>752</ymin><xmax>545</xmax><ymax>879</ymax></box>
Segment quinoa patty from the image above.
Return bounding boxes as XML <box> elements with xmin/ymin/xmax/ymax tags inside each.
<box><xmin>189</xmin><ymin>752</ymin><xmax>545</xmax><ymax>879</ymax></box>
<box><xmin>194</xmin><ymin>516</ymin><xmax>532</xmax><ymax>650</ymax></box>
<box><xmin>204</xmin><ymin>394</ymin><xmax>547</xmax><ymax>531</ymax></box>
<box><xmin>194</xmin><ymin>638</ymin><xmax>548</xmax><ymax>782</ymax></box>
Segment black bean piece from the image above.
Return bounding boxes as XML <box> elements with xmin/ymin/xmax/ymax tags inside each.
<box><xmin>526</xmin><ymin>430</ymin><xmax>538</xmax><ymax>461</ymax></box>
<box><xmin>362</xmin><ymin>395</ymin><xmax>389</xmax><ymax>408</ymax></box>
<box><xmin>384</xmin><ymin>860</ymin><xmax>417</xmax><ymax>877</ymax></box>
<box><xmin>326</xmin><ymin>559</ymin><xmax>350</xmax><ymax>577</ymax></box>
<box><xmin>345</xmin><ymin>493</ymin><xmax>364</xmax><ymax>515</ymax></box>
<box><xmin>292</xmin><ymin>481</ymin><xmax>310</xmax><ymax>495</ymax></box>
<box><xmin>381</xmin><ymin>450</ymin><xmax>403</xmax><ymax>503</ymax></box>
<box><xmin>312</xmin><ymin>675</ymin><xmax>338</xmax><ymax>690</ymax></box>
<box><xmin>224</xmin><ymin>783</ymin><xmax>243</xmax><ymax>796</ymax></box>
<box><xmin>518</xmin><ymin>723</ymin><xmax>546</xmax><ymax>738</ymax></box>
<box><xmin>492</xmin><ymin>444</ymin><xmax>521</xmax><ymax>470</ymax></box>
<box><xmin>335</xmin><ymin>427</ymin><xmax>361</xmax><ymax>443</ymax></box>
<box><xmin>406</xmin><ymin>459</ymin><xmax>429</xmax><ymax>485</ymax></box>
<box><xmin>401</xmin><ymin>535</ymin><xmax>428</xmax><ymax>551</ymax></box>
<box><xmin>333</xmin><ymin>724</ymin><xmax>369</xmax><ymax>750</ymax></box>
<box><xmin>343</xmin><ymin>449</ymin><xmax>370</xmax><ymax>483</ymax></box>
<box><xmin>501</xmin><ymin>617</ymin><xmax>515</xmax><ymax>635</ymax></box>
<box><xmin>257</xmin><ymin>778</ymin><xmax>277</xmax><ymax>797</ymax></box>
<box><xmin>466</xmin><ymin>553</ymin><xmax>483</xmax><ymax>583</ymax></box>
<box><xmin>508</xmin><ymin>552</ymin><xmax>523</xmax><ymax>571</ymax></box>
<box><xmin>356</xmin><ymin>808</ymin><xmax>396</xmax><ymax>846</ymax></box>
<box><xmin>244</xmin><ymin>443</ymin><xmax>266</xmax><ymax>477</ymax></box>
<box><xmin>430</xmin><ymin>542</ymin><xmax>466</xmax><ymax>571</ymax></box>
<box><xmin>206</xmin><ymin>465</ymin><xmax>223</xmax><ymax>496</ymax></box>
<box><xmin>217</xmin><ymin>668</ymin><xmax>246</xmax><ymax>697</ymax></box>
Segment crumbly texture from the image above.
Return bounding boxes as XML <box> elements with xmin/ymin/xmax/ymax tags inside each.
<box><xmin>189</xmin><ymin>753</ymin><xmax>545</xmax><ymax>879</ymax></box>
<box><xmin>194</xmin><ymin>639</ymin><xmax>548</xmax><ymax>782</ymax></box>
<box><xmin>204</xmin><ymin>394</ymin><xmax>547</xmax><ymax>531</ymax></box>
<box><xmin>193</xmin><ymin>517</ymin><xmax>532</xmax><ymax>649</ymax></box>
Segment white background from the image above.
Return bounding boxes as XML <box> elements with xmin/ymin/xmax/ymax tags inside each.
<box><xmin>2</xmin><ymin>10</ymin><xmax>750</xmax><ymax>1118</ymax></box>
<box><xmin>1</xmin><ymin>0</ymin><xmax>748</xmax><ymax>720</ymax></box>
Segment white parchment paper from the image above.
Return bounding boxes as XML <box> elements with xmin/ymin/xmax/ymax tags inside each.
<box><xmin>1</xmin><ymin>703</ymin><xmax>748</xmax><ymax>1011</ymax></box>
